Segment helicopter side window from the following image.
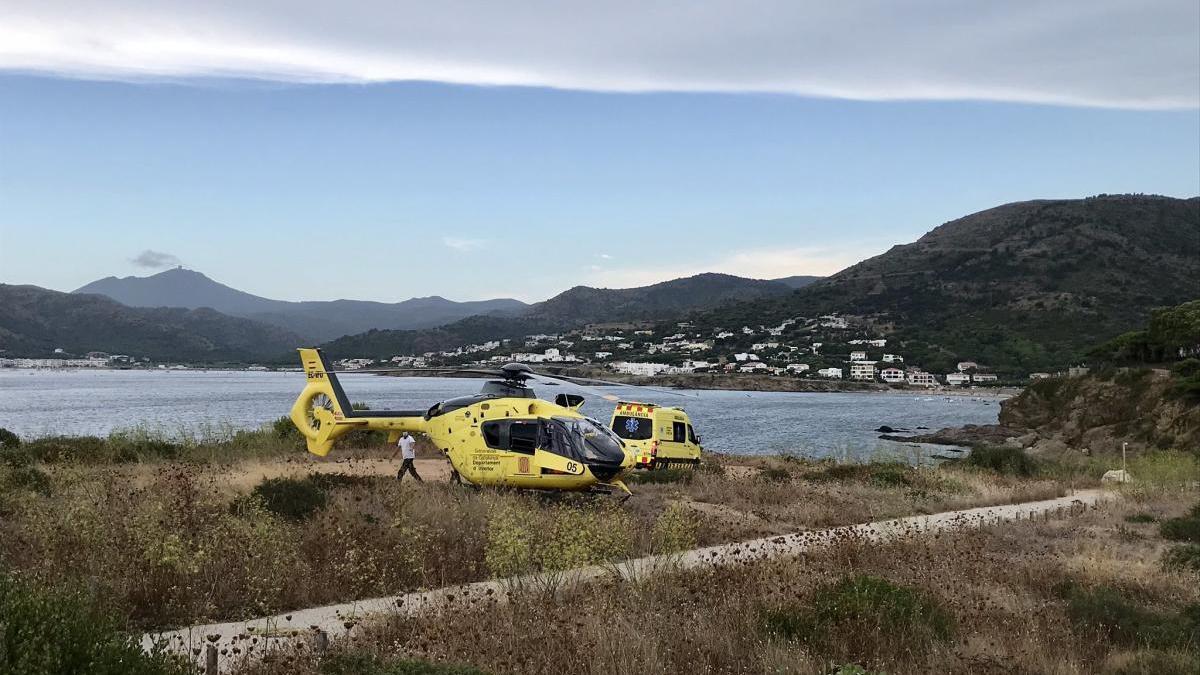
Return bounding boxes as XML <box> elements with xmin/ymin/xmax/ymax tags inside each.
<box><xmin>480</xmin><ymin>420</ymin><xmax>540</xmax><ymax>455</ymax></box>
<box><xmin>672</xmin><ymin>421</ymin><xmax>687</xmax><ymax>443</ymax></box>
<box><xmin>508</xmin><ymin>422</ymin><xmax>539</xmax><ymax>455</ymax></box>
<box><xmin>482</xmin><ymin>421</ymin><xmax>505</xmax><ymax>449</ymax></box>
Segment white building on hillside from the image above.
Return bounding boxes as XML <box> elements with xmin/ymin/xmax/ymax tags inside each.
<box><xmin>946</xmin><ymin>372</ymin><xmax>971</xmax><ymax>386</ymax></box>
<box><xmin>611</xmin><ymin>362</ymin><xmax>671</xmax><ymax>376</ymax></box>
<box><xmin>817</xmin><ymin>367</ymin><xmax>843</xmax><ymax>379</ymax></box>
<box><xmin>849</xmin><ymin>351</ymin><xmax>868</xmax><ymax>361</ymax></box>
<box><xmin>882</xmin><ymin>353</ymin><xmax>903</xmax><ymax>363</ymax></box>
<box><xmin>906</xmin><ymin>371</ymin><xmax>937</xmax><ymax>387</ymax></box>
<box><xmin>879</xmin><ymin>367</ymin><xmax>905</xmax><ymax>383</ymax></box>
<box><xmin>971</xmin><ymin>373</ymin><xmax>998</xmax><ymax>383</ymax></box>
<box><xmin>850</xmin><ymin>362</ymin><xmax>877</xmax><ymax>381</ymax></box>
<box><xmin>733</xmin><ymin>353</ymin><xmax>760</xmax><ymax>362</ymax></box>
<box><xmin>786</xmin><ymin>363</ymin><xmax>811</xmax><ymax>374</ymax></box>
<box><xmin>956</xmin><ymin>361</ymin><xmax>979</xmax><ymax>372</ymax></box>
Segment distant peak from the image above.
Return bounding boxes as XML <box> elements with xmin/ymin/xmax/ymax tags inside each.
<box><xmin>152</xmin><ymin>267</ymin><xmax>207</xmax><ymax>279</ymax></box>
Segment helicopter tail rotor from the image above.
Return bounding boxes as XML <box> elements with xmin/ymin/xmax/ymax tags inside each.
<box><xmin>292</xmin><ymin>348</ymin><xmax>358</xmax><ymax>455</ymax></box>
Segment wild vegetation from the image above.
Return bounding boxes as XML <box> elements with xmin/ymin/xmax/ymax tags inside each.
<box><xmin>3</xmin><ymin>417</ymin><xmax>1197</xmax><ymax>674</ymax></box>
<box><xmin>0</xmin><ymin>426</ymin><xmax>1093</xmax><ymax>634</ymax></box>
<box><xmin>235</xmin><ymin>486</ymin><xmax>1200</xmax><ymax>675</ymax></box>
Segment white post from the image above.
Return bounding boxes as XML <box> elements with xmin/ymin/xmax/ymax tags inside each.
<box><xmin>1122</xmin><ymin>442</ymin><xmax>1127</xmax><ymax>481</ymax></box>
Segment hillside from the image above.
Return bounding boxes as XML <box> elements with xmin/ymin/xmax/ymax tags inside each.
<box><xmin>320</xmin><ymin>273</ymin><xmax>792</xmax><ymax>359</ymax></box>
<box><xmin>704</xmin><ymin>195</ymin><xmax>1200</xmax><ymax>374</ymax></box>
<box><xmin>771</xmin><ymin>275</ymin><xmax>823</xmax><ymax>289</ymax></box>
<box><xmin>0</xmin><ymin>284</ymin><xmax>301</xmax><ymax>362</ymax></box>
<box><xmin>75</xmin><ymin>268</ymin><xmax>528</xmax><ymax>342</ymax></box>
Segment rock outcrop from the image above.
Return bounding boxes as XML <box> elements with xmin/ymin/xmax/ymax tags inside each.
<box><xmin>999</xmin><ymin>369</ymin><xmax>1199</xmax><ymax>455</ymax></box>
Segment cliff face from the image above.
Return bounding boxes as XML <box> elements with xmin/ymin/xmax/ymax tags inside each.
<box><xmin>999</xmin><ymin>369</ymin><xmax>1199</xmax><ymax>455</ymax></box>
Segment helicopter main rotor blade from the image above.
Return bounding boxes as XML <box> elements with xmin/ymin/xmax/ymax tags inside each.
<box><xmin>533</xmin><ymin>371</ymin><xmax>696</xmax><ymax>398</ymax></box>
<box><xmin>321</xmin><ymin>367</ymin><xmax>499</xmax><ymax>377</ymax></box>
<box><xmin>527</xmin><ymin>372</ymin><xmax>622</xmax><ymax>402</ymax></box>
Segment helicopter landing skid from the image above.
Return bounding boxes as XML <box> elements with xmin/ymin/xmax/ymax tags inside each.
<box><xmin>590</xmin><ymin>479</ymin><xmax>632</xmax><ymax>502</ymax></box>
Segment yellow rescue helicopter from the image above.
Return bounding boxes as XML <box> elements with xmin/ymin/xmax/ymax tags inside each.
<box><xmin>289</xmin><ymin>348</ymin><xmax>687</xmax><ymax>496</ymax></box>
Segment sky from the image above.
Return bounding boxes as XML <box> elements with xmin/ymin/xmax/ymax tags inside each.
<box><xmin>0</xmin><ymin>1</ymin><xmax>1197</xmax><ymax>303</ymax></box>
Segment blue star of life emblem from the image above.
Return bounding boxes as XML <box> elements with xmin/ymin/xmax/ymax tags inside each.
<box><xmin>624</xmin><ymin>418</ymin><xmax>640</xmax><ymax>433</ymax></box>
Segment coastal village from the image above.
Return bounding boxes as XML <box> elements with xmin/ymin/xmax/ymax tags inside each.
<box><xmin>0</xmin><ymin>314</ymin><xmax>1068</xmax><ymax>385</ymax></box>
<box><xmin>339</xmin><ymin>313</ymin><xmax>1055</xmax><ymax>386</ymax></box>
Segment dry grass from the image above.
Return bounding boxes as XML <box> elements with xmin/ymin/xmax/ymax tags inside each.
<box><xmin>0</xmin><ymin>448</ymin><xmax>1123</xmax><ymax>636</ymax></box>
<box><xmin>235</xmin><ymin>492</ymin><xmax>1200</xmax><ymax>675</ymax></box>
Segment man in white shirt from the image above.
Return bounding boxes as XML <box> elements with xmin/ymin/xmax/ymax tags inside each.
<box><xmin>396</xmin><ymin>431</ymin><xmax>422</xmax><ymax>482</ymax></box>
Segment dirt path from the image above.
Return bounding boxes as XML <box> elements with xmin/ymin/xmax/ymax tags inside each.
<box><xmin>145</xmin><ymin>488</ymin><xmax>1110</xmax><ymax>671</ymax></box>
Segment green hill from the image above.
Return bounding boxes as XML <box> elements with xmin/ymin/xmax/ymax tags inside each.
<box><xmin>0</xmin><ymin>284</ymin><xmax>302</xmax><ymax>362</ymax></box>
<box><xmin>320</xmin><ymin>273</ymin><xmax>791</xmax><ymax>359</ymax></box>
<box><xmin>701</xmin><ymin>194</ymin><xmax>1200</xmax><ymax>374</ymax></box>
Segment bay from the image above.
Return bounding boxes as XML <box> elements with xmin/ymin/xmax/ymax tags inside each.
<box><xmin>0</xmin><ymin>369</ymin><xmax>1001</xmax><ymax>459</ymax></box>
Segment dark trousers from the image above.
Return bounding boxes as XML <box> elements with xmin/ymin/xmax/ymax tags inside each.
<box><xmin>397</xmin><ymin>458</ymin><xmax>422</xmax><ymax>482</ymax></box>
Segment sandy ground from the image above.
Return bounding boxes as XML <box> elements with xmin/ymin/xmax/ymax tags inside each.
<box><xmin>216</xmin><ymin>457</ymin><xmax>454</xmax><ymax>492</ymax></box>
<box><xmin>129</xmin><ymin>454</ymin><xmax>763</xmax><ymax>493</ymax></box>
<box><xmin>124</xmin><ymin>456</ymin><xmax>455</xmax><ymax>493</ymax></box>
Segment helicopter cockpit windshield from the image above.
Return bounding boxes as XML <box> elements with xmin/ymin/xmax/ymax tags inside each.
<box><xmin>546</xmin><ymin>416</ymin><xmax>626</xmax><ymax>466</ymax></box>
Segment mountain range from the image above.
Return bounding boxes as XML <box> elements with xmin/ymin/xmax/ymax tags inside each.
<box><xmin>74</xmin><ymin>269</ymin><xmax>528</xmax><ymax>342</ymax></box>
<box><xmin>0</xmin><ymin>284</ymin><xmax>301</xmax><ymax>362</ymax></box>
<box><xmin>4</xmin><ymin>194</ymin><xmax>1195</xmax><ymax>369</ymax></box>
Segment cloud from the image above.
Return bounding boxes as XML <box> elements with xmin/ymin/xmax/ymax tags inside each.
<box><xmin>442</xmin><ymin>236</ymin><xmax>486</xmax><ymax>252</ymax></box>
<box><xmin>582</xmin><ymin>245</ymin><xmax>871</xmax><ymax>289</ymax></box>
<box><xmin>0</xmin><ymin>1</ymin><xmax>1195</xmax><ymax>109</ymax></box>
<box><xmin>130</xmin><ymin>249</ymin><xmax>181</xmax><ymax>268</ymax></box>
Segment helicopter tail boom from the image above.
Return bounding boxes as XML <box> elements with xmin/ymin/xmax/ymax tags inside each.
<box><xmin>292</xmin><ymin>348</ymin><xmax>426</xmax><ymax>456</ymax></box>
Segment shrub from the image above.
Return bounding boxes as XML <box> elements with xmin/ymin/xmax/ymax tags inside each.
<box><xmin>1163</xmin><ymin>544</ymin><xmax>1200</xmax><ymax>574</ymax></box>
<box><xmin>105</xmin><ymin>430</ymin><xmax>183</xmax><ymax>463</ymax></box>
<box><xmin>696</xmin><ymin>455</ymin><xmax>725</xmax><ymax>476</ymax></box>
<box><xmin>1058</xmin><ymin>582</ymin><xmax>1199</xmax><ymax>649</ymax></box>
<box><xmin>964</xmin><ymin>445</ymin><xmax>1038</xmax><ymax>477</ymax></box>
<box><xmin>273</xmin><ymin>415</ymin><xmax>301</xmax><ymax>440</ymax></box>
<box><xmin>0</xmin><ymin>444</ymin><xmax>33</xmax><ymax>469</ymax></box>
<box><xmin>484</xmin><ymin>500</ymin><xmax>534</xmax><ymax>577</ymax></box>
<box><xmin>0</xmin><ymin>572</ymin><xmax>185</xmax><ymax>675</ymax></box>
<box><xmin>761</xmin><ymin>575</ymin><xmax>954</xmax><ymax>660</ymax></box>
<box><xmin>651</xmin><ymin>502</ymin><xmax>698</xmax><ymax>554</ymax></box>
<box><xmin>1124</xmin><ymin>513</ymin><xmax>1156</xmax><ymax>524</ymax></box>
<box><xmin>243</xmin><ymin>474</ymin><xmax>371</xmax><ymax>521</ymax></box>
<box><xmin>0</xmin><ymin>427</ymin><xmax>19</xmax><ymax>449</ymax></box>
<box><xmin>806</xmin><ymin>461</ymin><xmax>913</xmax><ymax>487</ymax></box>
<box><xmin>4</xmin><ymin>466</ymin><xmax>53</xmax><ymax>496</ymax></box>
<box><xmin>1159</xmin><ymin>505</ymin><xmax>1200</xmax><ymax>543</ymax></box>
<box><xmin>20</xmin><ymin>435</ymin><xmax>107</xmax><ymax>463</ymax></box>
<box><xmin>320</xmin><ymin>651</ymin><xmax>487</xmax><ymax>675</ymax></box>
<box><xmin>1169</xmin><ymin>359</ymin><xmax>1200</xmax><ymax>403</ymax></box>
<box><xmin>538</xmin><ymin>502</ymin><xmax>632</xmax><ymax>571</ymax></box>
<box><xmin>1128</xmin><ymin>452</ymin><xmax>1200</xmax><ymax>489</ymax></box>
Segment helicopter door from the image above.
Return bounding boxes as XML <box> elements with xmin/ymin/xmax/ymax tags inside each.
<box><xmin>481</xmin><ymin>419</ymin><xmax>540</xmax><ymax>481</ymax></box>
